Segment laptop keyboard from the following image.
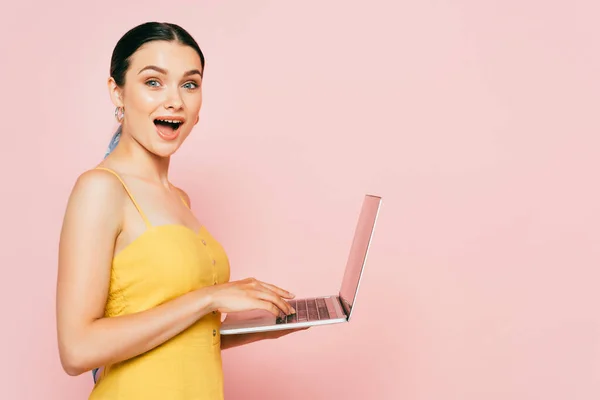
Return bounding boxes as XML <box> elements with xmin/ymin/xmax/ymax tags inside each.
<box><xmin>276</xmin><ymin>297</ymin><xmax>334</xmax><ymax>324</ymax></box>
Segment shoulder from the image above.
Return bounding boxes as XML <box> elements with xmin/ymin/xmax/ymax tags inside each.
<box><xmin>70</xmin><ymin>168</ymin><xmax>127</xmax><ymax>203</ymax></box>
<box><xmin>64</xmin><ymin>168</ymin><xmax>127</xmax><ymax>224</ymax></box>
<box><xmin>173</xmin><ymin>186</ymin><xmax>191</xmax><ymax>208</ymax></box>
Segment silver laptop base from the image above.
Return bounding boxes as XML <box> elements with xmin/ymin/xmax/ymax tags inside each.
<box><xmin>220</xmin><ymin>295</ymin><xmax>347</xmax><ymax>335</ymax></box>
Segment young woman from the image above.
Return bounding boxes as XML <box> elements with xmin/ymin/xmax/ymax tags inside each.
<box><xmin>56</xmin><ymin>22</ymin><xmax>302</xmax><ymax>400</ymax></box>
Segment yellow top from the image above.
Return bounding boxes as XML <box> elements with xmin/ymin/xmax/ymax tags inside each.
<box><xmin>89</xmin><ymin>167</ymin><xmax>230</xmax><ymax>400</ymax></box>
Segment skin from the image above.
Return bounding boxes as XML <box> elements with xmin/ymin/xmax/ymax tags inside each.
<box><xmin>56</xmin><ymin>40</ymin><xmax>306</xmax><ymax>377</ymax></box>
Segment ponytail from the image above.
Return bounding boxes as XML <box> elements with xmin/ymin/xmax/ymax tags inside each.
<box><xmin>104</xmin><ymin>125</ymin><xmax>122</xmax><ymax>158</ymax></box>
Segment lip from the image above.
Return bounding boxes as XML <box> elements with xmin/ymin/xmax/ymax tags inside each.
<box><xmin>154</xmin><ymin>116</ymin><xmax>185</xmax><ymax>141</ymax></box>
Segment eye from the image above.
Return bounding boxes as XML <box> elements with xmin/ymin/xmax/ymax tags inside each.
<box><xmin>183</xmin><ymin>81</ymin><xmax>199</xmax><ymax>90</ymax></box>
<box><xmin>145</xmin><ymin>79</ymin><xmax>161</xmax><ymax>87</ymax></box>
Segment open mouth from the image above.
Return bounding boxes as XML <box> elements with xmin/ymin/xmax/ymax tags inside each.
<box><xmin>154</xmin><ymin>118</ymin><xmax>183</xmax><ymax>139</ymax></box>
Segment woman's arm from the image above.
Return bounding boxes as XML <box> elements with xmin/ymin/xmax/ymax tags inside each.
<box><xmin>56</xmin><ymin>170</ymin><xmax>216</xmax><ymax>376</ymax></box>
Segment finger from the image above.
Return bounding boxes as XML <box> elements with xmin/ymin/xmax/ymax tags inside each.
<box><xmin>257</xmin><ymin>300</ymin><xmax>280</xmax><ymax>317</ymax></box>
<box><xmin>248</xmin><ymin>283</ymin><xmax>295</xmax><ymax>314</ymax></box>
<box><xmin>245</xmin><ymin>278</ymin><xmax>295</xmax><ymax>300</ymax></box>
<box><xmin>253</xmin><ymin>290</ymin><xmax>295</xmax><ymax>315</ymax></box>
<box><xmin>257</xmin><ymin>281</ymin><xmax>295</xmax><ymax>299</ymax></box>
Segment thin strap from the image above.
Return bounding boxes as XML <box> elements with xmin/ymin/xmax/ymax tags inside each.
<box><xmin>177</xmin><ymin>192</ymin><xmax>190</xmax><ymax>209</ymax></box>
<box><xmin>172</xmin><ymin>185</ymin><xmax>190</xmax><ymax>209</ymax></box>
<box><xmin>95</xmin><ymin>167</ymin><xmax>152</xmax><ymax>228</ymax></box>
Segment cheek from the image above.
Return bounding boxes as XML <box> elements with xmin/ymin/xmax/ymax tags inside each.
<box><xmin>126</xmin><ymin>86</ymin><xmax>162</xmax><ymax>112</ymax></box>
<box><xmin>185</xmin><ymin>92</ymin><xmax>203</xmax><ymax>112</ymax></box>
<box><xmin>138</xmin><ymin>90</ymin><xmax>162</xmax><ymax>108</ymax></box>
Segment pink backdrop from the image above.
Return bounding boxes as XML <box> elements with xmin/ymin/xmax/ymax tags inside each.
<box><xmin>2</xmin><ymin>1</ymin><xmax>600</xmax><ymax>399</ymax></box>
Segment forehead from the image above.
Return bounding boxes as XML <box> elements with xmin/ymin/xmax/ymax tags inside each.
<box><xmin>127</xmin><ymin>40</ymin><xmax>203</xmax><ymax>75</ymax></box>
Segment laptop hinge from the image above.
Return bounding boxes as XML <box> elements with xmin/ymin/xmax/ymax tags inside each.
<box><xmin>336</xmin><ymin>295</ymin><xmax>350</xmax><ymax>318</ymax></box>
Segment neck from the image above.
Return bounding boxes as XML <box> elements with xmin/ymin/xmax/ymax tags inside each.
<box><xmin>110</xmin><ymin>128</ymin><xmax>172</xmax><ymax>188</ymax></box>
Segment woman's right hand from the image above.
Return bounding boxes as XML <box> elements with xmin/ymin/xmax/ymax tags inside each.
<box><xmin>207</xmin><ymin>278</ymin><xmax>296</xmax><ymax>317</ymax></box>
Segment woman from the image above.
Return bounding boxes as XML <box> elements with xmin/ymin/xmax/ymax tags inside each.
<box><xmin>56</xmin><ymin>21</ymin><xmax>302</xmax><ymax>400</ymax></box>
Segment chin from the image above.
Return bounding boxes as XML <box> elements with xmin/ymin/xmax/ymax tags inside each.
<box><xmin>150</xmin><ymin>141</ymin><xmax>184</xmax><ymax>158</ymax></box>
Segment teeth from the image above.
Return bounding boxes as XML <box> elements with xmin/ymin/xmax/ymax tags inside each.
<box><xmin>156</xmin><ymin>119</ymin><xmax>182</xmax><ymax>124</ymax></box>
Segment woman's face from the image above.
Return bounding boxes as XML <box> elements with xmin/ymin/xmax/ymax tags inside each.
<box><xmin>109</xmin><ymin>40</ymin><xmax>204</xmax><ymax>157</ymax></box>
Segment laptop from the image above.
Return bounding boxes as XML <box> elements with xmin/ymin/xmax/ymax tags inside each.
<box><xmin>219</xmin><ymin>194</ymin><xmax>382</xmax><ymax>335</ymax></box>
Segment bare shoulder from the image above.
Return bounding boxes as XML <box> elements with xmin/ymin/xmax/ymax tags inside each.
<box><xmin>67</xmin><ymin>168</ymin><xmax>126</xmax><ymax>212</ymax></box>
<box><xmin>173</xmin><ymin>185</ymin><xmax>191</xmax><ymax>208</ymax></box>
<box><xmin>61</xmin><ymin>168</ymin><xmax>127</xmax><ymax>234</ymax></box>
<box><xmin>73</xmin><ymin>167</ymin><xmax>125</xmax><ymax>194</ymax></box>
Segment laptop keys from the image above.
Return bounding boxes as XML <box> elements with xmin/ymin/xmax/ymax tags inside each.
<box><xmin>297</xmin><ymin>300</ymin><xmax>308</xmax><ymax>321</ymax></box>
<box><xmin>307</xmin><ymin>299</ymin><xmax>319</xmax><ymax>320</ymax></box>
<box><xmin>316</xmin><ymin>298</ymin><xmax>330</xmax><ymax>319</ymax></box>
<box><xmin>276</xmin><ymin>298</ymin><xmax>332</xmax><ymax>324</ymax></box>
<box><xmin>286</xmin><ymin>313</ymin><xmax>298</xmax><ymax>323</ymax></box>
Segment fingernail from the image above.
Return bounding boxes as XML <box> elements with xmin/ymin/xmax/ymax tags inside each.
<box><xmin>291</xmin><ymin>307</ymin><xmax>296</xmax><ymax>314</ymax></box>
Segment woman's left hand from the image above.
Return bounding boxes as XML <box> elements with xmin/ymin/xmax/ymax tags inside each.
<box><xmin>220</xmin><ymin>326</ymin><xmax>309</xmax><ymax>350</ymax></box>
<box><xmin>262</xmin><ymin>326</ymin><xmax>310</xmax><ymax>340</ymax></box>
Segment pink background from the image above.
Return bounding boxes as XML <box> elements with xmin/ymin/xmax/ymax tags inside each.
<box><xmin>2</xmin><ymin>1</ymin><xmax>600</xmax><ymax>399</ymax></box>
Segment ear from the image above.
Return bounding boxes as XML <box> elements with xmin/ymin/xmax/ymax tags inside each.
<box><xmin>107</xmin><ymin>77</ymin><xmax>124</xmax><ymax>108</ymax></box>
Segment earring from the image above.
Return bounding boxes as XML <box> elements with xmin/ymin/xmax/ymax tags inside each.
<box><xmin>114</xmin><ymin>107</ymin><xmax>124</xmax><ymax>123</ymax></box>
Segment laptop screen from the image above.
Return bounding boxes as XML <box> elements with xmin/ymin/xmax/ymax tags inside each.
<box><xmin>338</xmin><ymin>194</ymin><xmax>381</xmax><ymax>320</ymax></box>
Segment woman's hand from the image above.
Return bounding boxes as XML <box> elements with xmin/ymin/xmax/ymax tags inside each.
<box><xmin>207</xmin><ymin>278</ymin><xmax>296</xmax><ymax>317</ymax></box>
<box><xmin>261</xmin><ymin>326</ymin><xmax>310</xmax><ymax>340</ymax></box>
<box><xmin>220</xmin><ymin>326</ymin><xmax>310</xmax><ymax>350</ymax></box>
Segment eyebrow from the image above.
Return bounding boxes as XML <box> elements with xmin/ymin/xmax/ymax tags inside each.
<box><xmin>138</xmin><ymin>65</ymin><xmax>203</xmax><ymax>78</ymax></box>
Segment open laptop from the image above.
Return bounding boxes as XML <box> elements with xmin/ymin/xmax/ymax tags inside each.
<box><xmin>219</xmin><ymin>194</ymin><xmax>382</xmax><ymax>335</ymax></box>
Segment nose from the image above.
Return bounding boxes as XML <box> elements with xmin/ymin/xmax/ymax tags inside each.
<box><xmin>163</xmin><ymin>86</ymin><xmax>183</xmax><ymax>110</ymax></box>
